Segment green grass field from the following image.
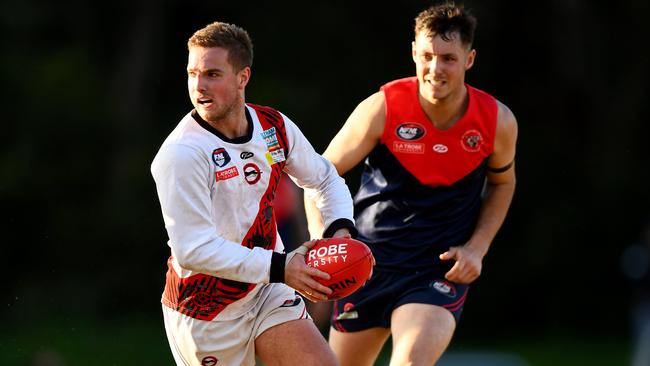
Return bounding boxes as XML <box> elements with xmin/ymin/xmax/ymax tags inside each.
<box><xmin>0</xmin><ymin>318</ymin><xmax>631</xmax><ymax>366</ymax></box>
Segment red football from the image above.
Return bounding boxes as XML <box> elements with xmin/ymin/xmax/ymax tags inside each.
<box><xmin>305</xmin><ymin>238</ymin><xmax>374</xmax><ymax>300</ymax></box>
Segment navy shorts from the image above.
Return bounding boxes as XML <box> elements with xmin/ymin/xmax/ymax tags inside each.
<box><xmin>331</xmin><ymin>267</ymin><xmax>469</xmax><ymax>332</ymax></box>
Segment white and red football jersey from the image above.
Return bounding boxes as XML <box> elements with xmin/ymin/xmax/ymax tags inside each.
<box><xmin>151</xmin><ymin>104</ymin><xmax>354</xmax><ymax>320</ymax></box>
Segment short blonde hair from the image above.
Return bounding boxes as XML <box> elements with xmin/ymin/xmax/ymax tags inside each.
<box><xmin>188</xmin><ymin>21</ymin><xmax>253</xmax><ymax>71</ymax></box>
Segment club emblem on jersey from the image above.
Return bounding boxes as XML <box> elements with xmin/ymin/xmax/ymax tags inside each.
<box><xmin>461</xmin><ymin>130</ymin><xmax>483</xmax><ymax>152</ymax></box>
<box><xmin>343</xmin><ymin>302</ymin><xmax>355</xmax><ymax>312</ymax></box>
<box><xmin>243</xmin><ymin>163</ymin><xmax>262</xmax><ymax>185</ymax></box>
<box><xmin>396</xmin><ymin>122</ymin><xmax>426</xmax><ymax>141</ymax></box>
<box><xmin>430</xmin><ymin>280</ymin><xmax>457</xmax><ymax>298</ymax></box>
<box><xmin>212</xmin><ymin>148</ymin><xmax>231</xmax><ymax>167</ymax></box>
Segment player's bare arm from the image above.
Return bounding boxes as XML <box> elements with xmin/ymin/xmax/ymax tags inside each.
<box><xmin>322</xmin><ymin>91</ymin><xmax>386</xmax><ymax>175</ymax></box>
<box><xmin>440</xmin><ymin>100</ymin><xmax>518</xmax><ymax>284</ymax></box>
<box><xmin>304</xmin><ymin>92</ymin><xmax>386</xmax><ymax>238</ymax></box>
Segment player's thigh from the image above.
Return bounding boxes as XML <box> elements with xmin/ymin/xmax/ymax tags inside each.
<box><xmin>329</xmin><ymin>326</ymin><xmax>391</xmax><ymax>366</ymax></box>
<box><xmin>255</xmin><ymin>318</ymin><xmax>336</xmax><ymax>366</ymax></box>
<box><xmin>390</xmin><ymin>303</ymin><xmax>456</xmax><ymax>366</ymax></box>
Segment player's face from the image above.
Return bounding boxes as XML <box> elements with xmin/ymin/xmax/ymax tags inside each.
<box><xmin>412</xmin><ymin>31</ymin><xmax>475</xmax><ymax>102</ymax></box>
<box><xmin>187</xmin><ymin>46</ymin><xmax>250</xmax><ymax>123</ymax></box>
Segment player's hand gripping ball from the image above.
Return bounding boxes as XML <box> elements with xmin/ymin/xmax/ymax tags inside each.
<box><xmin>305</xmin><ymin>238</ymin><xmax>374</xmax><ymax>300</ymax></box>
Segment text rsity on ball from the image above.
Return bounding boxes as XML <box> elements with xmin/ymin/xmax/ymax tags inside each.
<box><xmin>307</xmin><ymin>243</ymin><xmax>348</xmax><ymax>267</ymax></box>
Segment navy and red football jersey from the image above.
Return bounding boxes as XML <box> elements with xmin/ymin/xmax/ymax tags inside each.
<box><xmin>354</xmin><ymin>77</ymin><xmax>498</xmax><ymax>270</ymax></box>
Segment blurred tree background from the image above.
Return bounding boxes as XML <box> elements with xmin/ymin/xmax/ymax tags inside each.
<box><xmin>1</xmin><ymin>0</ymin><xmax>648</xmax><ymax>365</ymax></box>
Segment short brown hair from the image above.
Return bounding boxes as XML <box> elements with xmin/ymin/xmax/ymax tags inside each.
<box><xmin>187</xmin><ymin>22</ymin><xmax>253</xmax><ymax>71</ymax></box>
<box><xmin>414</xmin><ymin>2</ymin><xmax>477</xmax><ymax>47</ymax></box>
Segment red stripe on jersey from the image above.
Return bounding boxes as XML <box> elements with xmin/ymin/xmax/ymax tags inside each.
<box><xmin>244</xmin><ymin>104</ymin><xmax>287</xmax><ymax>251</ymax></box>
<box><xmin>161</xmin><ymin>105</ymin><xmax>289</xmax><ymax>321</ymax></box>
<box><xmin>380</xmin><ymin>77</ymin><xmax>497</xmax><ymax>187</ymax></box>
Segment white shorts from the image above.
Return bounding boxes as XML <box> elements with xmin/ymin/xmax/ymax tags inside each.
<box><xmin>162</xmin><ymin>283</ymin><xmax>309</xmax><ymax>366</ymax></box>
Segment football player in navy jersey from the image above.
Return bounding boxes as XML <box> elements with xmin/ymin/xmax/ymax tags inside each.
<box><xmin>305</xmin><ymin>2</ymin><xmax>518</xmax><ymax>365</ymax></box>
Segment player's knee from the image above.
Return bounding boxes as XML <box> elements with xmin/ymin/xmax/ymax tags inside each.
<box><xmin>391</xmin><ymin>343</ymin><xmax>447</xmax><ymax>366</ymax></box>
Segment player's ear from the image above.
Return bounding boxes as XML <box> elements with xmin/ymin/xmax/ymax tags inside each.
<box><xmin>465</xmin><ymin>49</ymin><xmax>476</xmax><ymax>70</ymax></box>
<box><xmin>238</xmin><ymin>67</ymin><xmax>251</xmax><ymax>89</ymax></box>
<box><xmin>411</xmin><ymin>41</ymin><xmax>417</xmax><ymax>62</ymax></box>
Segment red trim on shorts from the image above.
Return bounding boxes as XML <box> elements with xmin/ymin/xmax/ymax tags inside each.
<box><xmin>443</xmin><ymin>291</ymin><xmax>467</xmax><ymax>313</ymax></box>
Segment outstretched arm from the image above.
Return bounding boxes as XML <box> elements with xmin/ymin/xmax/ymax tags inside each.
<box><xmin>304</xmin><ymin>91</ymin><xmax>386</xmax><ymax>238</ymax></box>
<box><xmin>441</xmin><ymin>100</ymin><xmax>518</xmax><ymax>284</ymax></box>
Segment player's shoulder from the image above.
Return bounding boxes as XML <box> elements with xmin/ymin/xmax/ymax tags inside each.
<box><xmin>495</xmin><ymin>99</ymin><xmax>517</xmax><ymax>130</ymax></box>
<box><xmin>491</xmin><ymin>99</ymin><xmax>518</xmax><ymax>152</ymax></box>
<box><xmin>161</xmin><ymin>111</ymin><xmax>203</xmax><ymax>141</ymax></box>
<box><xmin>153</xmin><ymin>114</ymin><xmax>207</xmax><ymax>168</ymax></box>
<box><xmin>152</xmin><ymin>141</ymin><xmax>203</xmax><ymax>172</ymax></box>
<box><xmin>246</xmin><ymin>103</ymin><xmax>296</xmax><ymax>132</ymax></box>
<box><xmin>356</xmin><ymin>91</ymin><xmax>386</xmax><ymax>117</ymax></box>
<box><xmin>349</xmin><ymin>91</ymin><xmax>386</xmax><ymax>138</ymax></box>
<box><xmin>467</xmin><ymin>85</ymin><xmax>516</xmax><ymax>130</ymax></box>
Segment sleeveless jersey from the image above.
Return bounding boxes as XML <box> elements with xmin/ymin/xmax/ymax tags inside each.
<box><xmin>354</xmin><ymin>77</ymin><xmax>498</xmax><ymax>270</ymax></box>
<box><xmin>151</xmin><ymin>104</ymin><xmax>354</xmax><ymax>321</ymax></box>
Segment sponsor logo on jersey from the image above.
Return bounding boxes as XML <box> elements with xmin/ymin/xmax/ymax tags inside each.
<box><xmin>336</xmin><ymin>310</ymin><xmax>359</xmax><ymax>320</ymax></box>
<box><xmin>215</xmin><ymin>166</ymin><xmax>239</xmax><ymax>181</ymax></box>
<box><xmin>430</xmin><ymin>280</ymin><xmax>457</xmax><ymax>298</ymax></box>
<box><xmin>212</xmin><ymin>148</ymin><xmax>231</xmax><ymax>167</ymax></box>
<box><xmin>261</xmin><ymin>127</ymin><xmax>285</xmax><ymax>165</ymax></box>
<box><xmin>261</xmin><ymin>127</ymin><xmax>280</xmax><ymax>150</ymax></box>
<box><xmin>461</xmin><ymin>129</ymin><xmax>483</xmax><ymax>152</ymax></box>
<box><xmin>433</xmin><ymin>144</ymin><xmax>448</xmax><ymax>153</ymax></box>
<box><xmin>396</xmin><ymin>122</ymin><xmax>426</xmax><ymax>140</ymax></box>
<box><xmin>392</xmin><ymin>141</ymin><xmax>425</xmax><ymax>154</ymax></box>
<box><xmin>265</xmin><ymin>149</ymin><xmax>286</xmax><ymax>165</ymax></box>
<box><xmin>240</xmin><ymin>151</ymin><xmax>254</xmax><ymax>159</ymax></box>
<box><xmin>243</xmin><ymin>163</ymin><xmax>261</xmax><ymax>185</ymax></box>
<box><xmin>201</xmin><ymin>356</ymin><xmax>218</xmax><ymax>366</ymax></box>
<box><xmin>336</xmin><ymin>303</ymin><xmax>357</xmax><ymax>321</ymax></box>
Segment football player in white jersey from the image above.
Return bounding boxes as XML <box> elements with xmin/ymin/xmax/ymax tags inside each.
<box><xmin>151</xmin><ymin>21</ymin><xmax>355</xmax><ymax>366</ymax></box>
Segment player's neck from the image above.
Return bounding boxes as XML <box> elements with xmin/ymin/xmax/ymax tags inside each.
<box><xmin>206</xmin><ymin>103</ymin><xmax>249</xmax><ymax>139</ymax></box>
<box><xmin>421</xmin><ymin>85</ymin><xmax>468</xmax><ymax>131</ymax></box>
